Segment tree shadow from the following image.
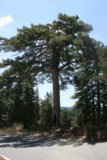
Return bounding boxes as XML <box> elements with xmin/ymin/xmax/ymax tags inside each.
<box><xmin>0</xmin><ymin>134</ymin><xmax>57</xmax><ymax>148</ymax></box>
<box><xmin>0</xmin><ymin>134</ymin><xmax>84</xmax><ymax>148</ymax></box>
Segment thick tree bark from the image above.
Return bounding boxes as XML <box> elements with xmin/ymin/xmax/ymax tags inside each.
<box><xmin>51</xmin><ymin>68</ymin><xmax>60</xmax><ymax>127</ymax></box>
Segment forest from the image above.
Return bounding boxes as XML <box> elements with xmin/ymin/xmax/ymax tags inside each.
<box><xmin>0</xmin><ymin>13</ymin><xmax>107</xmax><ymax>140</ymax></box>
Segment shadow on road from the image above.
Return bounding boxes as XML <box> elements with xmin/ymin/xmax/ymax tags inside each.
<box><xmin>0</xmin><ymin>134</ymin><xmax>85</xmax><ymax>148</ymax></box>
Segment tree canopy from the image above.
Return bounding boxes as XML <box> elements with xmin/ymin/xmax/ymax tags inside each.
<box><xmin>0</xmin><ymin>13</ymin><xmax>92</xmax><ymax>127</ymax></box>
<box><xmin>0</xmin><ymin>13</ymin><xmax>107</xmax><ymax>137</ymax></box>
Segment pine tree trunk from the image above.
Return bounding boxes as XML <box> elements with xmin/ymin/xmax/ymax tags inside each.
<box><xmin>102</xmin><ymin>81</ymin><xmax>107</xmax><ymax>126</ymax></box>
<box><xmin>51</xmin><ymin>68</ymin><xmax>60</xmax><ymax>127</ymax></box>
<box><xmin>97</xmin><ymin>81</ymin><xmax>101</xmax><ymax>126</ymax></box>
<box><xmin>92</xmin><ymin>82</ymin><xmax>96</xmax><ymax>125</ymax></box>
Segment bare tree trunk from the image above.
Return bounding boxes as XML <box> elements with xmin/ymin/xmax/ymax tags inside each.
<box><xmin>97</xmin><ymin>81</ymin><xmax>101</xmax><ymax>126</ymax></box>
<box><xmin>51</xmin><ymin>68</ymin><xmax>60</xmax><ymax>127</ymax></box>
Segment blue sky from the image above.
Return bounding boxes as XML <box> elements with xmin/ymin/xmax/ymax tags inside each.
<box><xmin>0</xmin><ymin>0</ymin><xmax>107</xmax><ymax>107</ymax></box>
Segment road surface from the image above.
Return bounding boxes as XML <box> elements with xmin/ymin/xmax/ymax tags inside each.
<box><xmin>0</xmin><ymin>134</ymin><xmax>107</xmax><ymax>160</ymax></box>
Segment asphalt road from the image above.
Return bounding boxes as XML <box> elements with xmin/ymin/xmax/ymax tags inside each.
<box><xmin>0</xmin><ymin>134</ymin><xmax>107</xmax><ymax>160</ymax></box>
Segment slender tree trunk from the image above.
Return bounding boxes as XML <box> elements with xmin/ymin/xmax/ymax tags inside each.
<box><xmin>51</xmin><ymin>68</ymin><xmax>60</xmax><ymax>127</ymax></box>
<box><xmin>102</xmin><ymin>81</ymin><xmax>107</xmax><ymax>126</ymax></box>
<box><xmin>97</xmin><ymin>81</ymin><xmax>101</xmax><ymax>126</ymax></box>
<box><xmin>92</xmin><ymin>82</ymin><xmax>96</xmax><ymax>125</ymax></box>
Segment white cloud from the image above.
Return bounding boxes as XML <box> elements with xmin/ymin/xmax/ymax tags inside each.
<box><xmin>0</xmin><ymin>15</ymin><xmax>13</xmax><ymax>28</ymax></box>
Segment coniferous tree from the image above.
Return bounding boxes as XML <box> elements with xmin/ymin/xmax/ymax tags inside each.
<box><xmin>73</xmin><ymin>38</ymin><xmax>107</xmax><ymax>132</ymax></box>
<box><xmin>60</xmin><ymin>108</ymin><xmax>71</xmax><ymax>128</ymax></box>
<box><xmin>0</xmin><ymin>59</ymin><xmax>40</xmax><ymax>129</ymax></box>
<box><xmin>0</xmin><ymin>14</ymin><xmax>92</xmax><ymax>127</ymax></box>
<box><xmin>39</xmin><ymin>92</ymin><xmax>53</xmax><ymax>130</ymax></box>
